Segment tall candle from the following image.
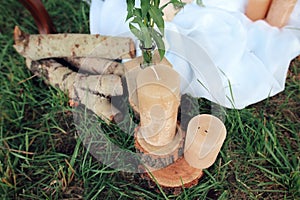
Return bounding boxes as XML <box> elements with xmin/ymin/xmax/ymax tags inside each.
<box><xmin>124</xmin><ymin>51</ymin><xmax>173</xmax><ymax>113</ymax></box>
<box><xmin>136</xmin><ymin>65</ymin><xmax>180</xmax><ymax>146</ymax></box>
<box><xmin>266</xmin><ymin>0</ymin><xmax>297</xmax><ymax>27</ymax></box>
<box><xmin>246</xmin><ymin>0</ymin><xmax>273</xmax><ymax>21</ymax></box>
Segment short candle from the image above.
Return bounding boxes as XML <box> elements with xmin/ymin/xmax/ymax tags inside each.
<box><xmin>184</xmin><ymin>114</ymin><xmax>227</xmax><ymax>169</ymax></box>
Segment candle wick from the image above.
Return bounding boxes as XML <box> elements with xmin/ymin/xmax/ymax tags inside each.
<box><xmin>150</xmin><ymin>66</ymin><xmax>160</xmax><ymax>80</ymax></box>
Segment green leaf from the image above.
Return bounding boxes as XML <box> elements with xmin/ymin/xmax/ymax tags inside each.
<box><xmin>133</xmin><ymin>8</ymin><xmax>142</xmax><ymax>19</ymax></box>
<box><xmin>129</xmin><ymin>23</ymin><xmax>142</xmax><ymax>41</ymax></box>
<box><xmin>126</xmin><ymin>13</ymin><xmax>133</xmax><ymax>21</ymax></box>
<box><xmin>152</xmin><ymin>30</ymin><xmax>165</xmax><ymax>60</ymax></box>
<box><xmin>149</xmin><ymin>6</ymin><xmax>164</xmax><ymax>36</ymax></box>
<box><xmin>170</xmin><ymin>0</ymin><xmax>185</xmax><ymax>9</ymax></box>
<box><xmin>126</xmin><ymin>0</ymin><xmax>135</xmax><ymax>20</ymax></box>
<box><xmin>196</xmin><ymin>0</ymin><xmax>204</xmax><ymax>7</ymax></box>
<box><xmin>160</xmin><ymin>0</ymin><xmax>185</xmax><ymax>10</ymax></box>
<box><xmin>154</xmin><ymin>0</ymin><xmax>160</xmax><ymax>7</ymax></box>
<box><xmin>131</xmin><ymin>16</ymin><xmax>143</xmax><ymax>24</ymax></box>
<box><xmin>141</xmin><ymin>27</ymin><xmax>152</xmax><ymax>48</ymax></box>
<box><xmin>158</xmin><ymin>48</ymin><xmax>165</xmax><ymax>61</ymax></box>
<box><xmin>130</xmin><ymin>19</ymin><xmax>152</xmax><ymax>48</ymax></box>
<box><xmin>135</xmin><ymin>20</ymin><xmax>152</xmax><ymax>48</ymax></box>
<box><xmin>141</xmin><ymin>0</ymin><xmax>150</xmax><ymax>18</ymax></box>
<box><xmin>160</xmin><ymin>3</ymin><xmax>168</xmax><ymax>10</ymax></box>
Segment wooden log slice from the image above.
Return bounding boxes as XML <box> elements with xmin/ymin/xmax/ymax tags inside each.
<box><xmin>134</xmin><ymin>125</ymin><xmax>185</xmax><ymax>169</ymax></box>
<box><xmin>145</xmin><ymin>157</ymin><xmax>203</xmax><ymax>188</ymax></box>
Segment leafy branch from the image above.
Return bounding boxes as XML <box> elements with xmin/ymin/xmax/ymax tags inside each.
<box><xmin>126</xmin><ymin>0</ymin><xmax>184</xmax><ymax>64</ymax></box>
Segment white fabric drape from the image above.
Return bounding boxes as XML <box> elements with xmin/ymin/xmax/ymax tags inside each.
<box><xmin>89</xmin><ymin>0</ymin><xmax>300</xmax><ymax>109</ymax></box>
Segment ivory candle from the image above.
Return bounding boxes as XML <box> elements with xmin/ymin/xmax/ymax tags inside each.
<box><xmin>246</xmin><ymin>0</ymin><xmax>273</xmax><ymax>21</ymax></box>
<box><xmin>266</xmin><ymin>0</ymin><xmax>297</xmax><ymax>27</ymax></box>
<box><xmin>184</xmin><ymin>114</ymin><xmax>227</xmax><ymax>169</ymax></box>
<box><xmin>124</xmin><ymin>51</ymin><xmax>172</xmax><ymax>113</ymax></box>
<box><xmin>136</xmin><ymin>65</ymin><xmax>180</xmax><ymax>146</ymax></box>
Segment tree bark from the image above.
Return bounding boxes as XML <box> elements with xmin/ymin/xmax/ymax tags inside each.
<box><xmin>64</xmin><ymin>57</ymin><xmax>125</xmax><ymax>76</ymax></box>
<box><xmin>14</xmin><ymin>26</ymin><xmax>136</xmax><ymax>60</ymax></box>
<box><xmin>134</xmin><ymin>125</ymin><xmax>185</xmax><ymax>169</ymax></box>
<box><xmin>26</xmin><ymin>59</ymin><xmax>122</xmax><ymax>122</ymax></box>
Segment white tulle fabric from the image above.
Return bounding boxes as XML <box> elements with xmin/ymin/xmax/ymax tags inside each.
<box><xmin>89</xmin><ymin>0</ymin><xmax>300</xmax><ymax>109</ymax></box>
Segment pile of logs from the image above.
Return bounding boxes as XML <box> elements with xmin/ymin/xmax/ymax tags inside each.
<box><xmin>13</xmin><ymin>26</ymin><xmax>136</xmax><ymax>122</ymax></box>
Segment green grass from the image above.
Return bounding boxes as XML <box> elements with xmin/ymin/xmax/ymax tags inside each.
<box><xmin>0</xmin><ymin>0</ymin><xmax>299</xmax><ymax>199</ymax></box>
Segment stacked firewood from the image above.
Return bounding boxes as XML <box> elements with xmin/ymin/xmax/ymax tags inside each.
<box><xmin>13</xmin><ymin>26</ymin><xmax>136</xmax><ymax>122</ymax></box>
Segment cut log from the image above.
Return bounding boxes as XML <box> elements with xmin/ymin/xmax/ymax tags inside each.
<box><xmin>13</xmin><ymin>26</ymin><xmax>136</xmax><ymax>60</ymax></box>
<box><xmin>73</xmin><ymin>87</ymin><xmax>121</xmax><ymax>122</ymax></box>
<box><xmin>135</xmin><ymin>124</ymin><xmax>203</xmax><ymax>189</ymax></box>
<box><xmin>64</xmin><ymin>57</ymin><xmax>125</xmax><ymax>76</ymax></box>
<box><xmin>142</xmin><ymin>157</ymin><xmax>203</xmax><ymax>188</ymax></box>
<box><xmin>135</xmin><ymin>125</ymin><xmax>185</xmax><ymax>169</ymax></box>
<box><xmin>26</xmin><ymin>59</ymin><xmax>122</xmax><ymax>122</ymax></box>
<box><xmin>26</xmin><ymin>59</ymin><xmax>123</xmax><ymax>97</ymax></box>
